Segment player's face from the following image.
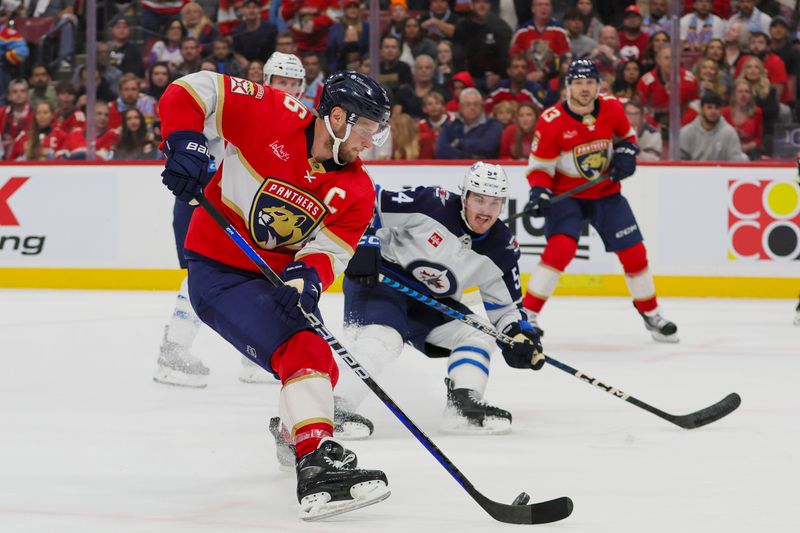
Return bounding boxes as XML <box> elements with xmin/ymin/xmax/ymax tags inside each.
<box><xmin>464</xmin><ymin>192</ymin><xmax>504</xmax><ymax>234</ymax></box>
<box><xmin>270</xmin><ymin>75</ymin><xmax>303</xmax><ymax>97</ymax></box>
<box><xmin>336</xmin><ymin>116</ymin><xmax>382</xmax><ymax>163</ymax></box>
<box><xmin>569</xmin><ymin>77</ymin><xmax>598</xmax><ymax>107</ymax></box>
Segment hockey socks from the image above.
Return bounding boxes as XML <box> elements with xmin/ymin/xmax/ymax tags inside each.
<box><xmin>166</xmin><ymin>276</ymin><xmax>202</xmax><ymax>347</ymax></box>
<box><xmin>617</xmin><ymin>242</ymin><xmax>658</xmax><ymax>313</ymax></box>
<box><xmin>523</xmin><ymin>234</ymin><xmax>577</xmax><ymax>313</ymax></box>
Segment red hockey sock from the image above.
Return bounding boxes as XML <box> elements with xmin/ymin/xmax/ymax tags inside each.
<box><xmin>616</xmin><ymin>242</ymin><xmax>658</xmax><ymax>313</ymax></box>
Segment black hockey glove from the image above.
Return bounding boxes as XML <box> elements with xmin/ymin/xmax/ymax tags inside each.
<box><xmin>524</xmin><ymin>186</ymin><xmax>552</xmax><ymax>218</ymax></box>
<box><xmin>500</xmin><ymin>321</ymin><xmax>545</xmax><ymax>370</ymax></box>
<box><xmin>273</xmin><ymin>261</ymin><xmax>322</xmax><ymax>327</ymax></box>
<box><xmin>161</xmin><ymin>130</ymin><xmax>212</xmax><ymax>203</ymax></box>
<box><xmin>344</xmin><ymin>234</ymin><xmax>381</xmax><ymax>288</ymax></box>
<box><xmin>610</xmin><ymin>141</ymin><xmax>640</xmax><ymax>182</ymax></box>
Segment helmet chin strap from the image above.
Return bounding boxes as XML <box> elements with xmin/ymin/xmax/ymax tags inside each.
<box><xmin>323</xmin><ymin>114</ymin><xmax>353</xmax><ymax>165</ymax></box>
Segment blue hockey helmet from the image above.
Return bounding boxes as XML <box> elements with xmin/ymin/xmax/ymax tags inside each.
<box><xmin>317</xmin><ymin>71</ymin><xmax>391</xmax><ymax>144</ymax></box>
<box><xmin>566</xmin><ymin>58</ymin><xmax>600</xmax><ymax>85</ymax></box>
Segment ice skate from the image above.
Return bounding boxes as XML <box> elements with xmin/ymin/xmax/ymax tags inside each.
<box><xmin>153</xmin><ymin>327</ymin><xmax>209</xmax><ymax>388</ymax></box>
<box><xmin>268</xmin><ymin>417</ymin><xmax>297</xmax><ymax>473</ymax></box>
<box><xmin>441</xmin><ymin>378</ymin><xmax>512</xmax><ymax>435</ymax></box>
<box><xmin>296</xmin><ymin>437</ymin><xmax>389</xmax><ymax>521</ymax></box>
<box><xmin>639</xmin><ymin>309</ymin><xmax>679</xmax><ymax>343</ymax></box>
<box><xmin>333</xmin><ymin>397</ymin><xmax>374</xmax><ymax>440</ymax></box>
<box><xmin>239</xmin><ymin>357</ymin><xmax>275</xmax><ymax>384</ymax></box>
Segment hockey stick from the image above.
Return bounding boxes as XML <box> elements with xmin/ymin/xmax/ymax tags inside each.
<box><xmin>503</xmin><ymin>174</ymin><xmax>612</xmax><ymax>224</ymax></box>
<box><xmin>196</xmin><ymin>195</ymin><xmax>573</xmax><ymax>525</ymax></box>
<box><xmin>380</xmin><ymin>275</ymin><xmax>741</xmax><ymax>430</ymax></box>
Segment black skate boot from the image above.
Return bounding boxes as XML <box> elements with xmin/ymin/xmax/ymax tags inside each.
<box><xmin>296</xmin><ymin>437</ymin><xmax>390</xmax><ymax>521</ymax></box>
<box><xmin>268</xmin><ymin>417</ymin><xmax>296</xmax><ymax>472</ymax></box>
<box><xmin>334</xmin><ymin>396</ymin><xmax>374</xmax><ymax>440</ymax></box>
<box><xmin>639</xmin><ymin>308</ymin><xmax>679</xmax><ymax>343</ymax></box>
<box><xmin>442</xmin><ymin>378</ymin><xmax>512</xmax><ymax>435</ymax></box>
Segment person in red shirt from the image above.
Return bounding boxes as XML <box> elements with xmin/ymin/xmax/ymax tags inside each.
<box><xmin>281</xmin><ymin>0</ymin><xmax>338</xmax><ymax>54</ymax></box>
<box><xmin>636</xmin><ymin>45</ymin><xmax>699</xmax><ymax>127</ymax></box>
<box><xmin>8</xmin><ymin>101</ymin><xmax>68</xmax><ymax>160</ymax></box>
<box><xmin>62</xmin><ymin>101</ymin><xmax>120</xmax><ymax>160</ymax></box>
<box><xmin>499</xmin><ymin>101</ymin><xmax>538</xmax><ymax>159</ymax></box>
<box><xmin>509</xmin><ymin>0</ymin><xmax>570</xmax><ymax>82</ymax></box>
<box><xmin>734</xmin><ymin>32</ymin><xmax>789</xmax><ymax>103</ymax></box>
<box><xmin>417</xmin><ymin>91</ymin><xmax>449</xmax><ymax>159</ymax></box>
<box><xmin>618</xmin><ymin>5</ymin><xmax>649</xmax><ymax>62</ymax></box>
<box><xmin>52</xmin><ymin>81</ymin><xmax>86</xmax><ymax>133</ymax></box>
<box><xmin>0</xmin><ymin>79</ymin><xmax>32</xmax><ymax>159</ymax></box>
<box><xmin>722</xmin><ymin>79</ymin><xmax>764</xmax><ymax>160</ymax></box>
<box><xmin>444</xmin><ymin>70</ymin><xmax>474</xmax><ymax>112</ymax></box>
<box><xmin>485</xmin><ymin>54</ymin><xmax>547</xmax><ymax>114</ymax></box>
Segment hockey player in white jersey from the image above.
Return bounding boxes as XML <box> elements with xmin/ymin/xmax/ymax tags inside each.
<box><xmin>154</xmin><ymin>51</ymin><xmax>307</xmax><ymax>388</ymax></box>
<box><xmin>336</xmin><ymin>162</ymin><xmax>545</xmax><ymax>437</ymax></box>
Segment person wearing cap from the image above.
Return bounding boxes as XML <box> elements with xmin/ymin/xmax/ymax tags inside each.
<box><xmin>383</xmin><ymin>0</ymin><xmax>409</xmax><ymax>42</ymax></box>
<box><xmin>680</xmin><ymin>0</ymin><xmax>725</xmax><ymax>53</ymax></box>
<box><xmin>618</xmin><ymin>5</ymin><xmax>649</xmax><ymax>62</ymax></box>
<box><xmin>108</xmin><ymin>18</ymin><xmax>145</xmax><ymax>78</ymax></box>
<box><xmin>679</xmin><ymin>90</ymin><xmax>748</xmax><ymax>161</ymax></box>
<box><xmin>726</xmin><ymin>0</ymin><xmax>772</xmax><ymax>36</ymax></box>
<box><xmin>769</xmin><ymin>16</ymin><xmax>800</xmax><ymax>103</ymax></box>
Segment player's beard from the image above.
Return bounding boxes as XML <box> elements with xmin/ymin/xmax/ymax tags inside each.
<box><xmin>568</xmin><ymin>88</ymin><xmax>597</xmax><ymax>114</ymax></box>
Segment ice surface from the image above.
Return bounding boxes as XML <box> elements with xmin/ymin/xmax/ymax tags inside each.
<box><xmin>0</xmin><ymin>290</ymin><xmax>797</xmax><ymax>532</ymax></box>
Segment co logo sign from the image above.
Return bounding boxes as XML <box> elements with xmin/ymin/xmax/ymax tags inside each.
<box><xmin>728</xmin><ymin>179</ymin><xmax>800</xmax><ymax>261</ymax></box>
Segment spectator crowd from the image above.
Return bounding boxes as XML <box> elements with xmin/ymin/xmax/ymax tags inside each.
<box><xmin>0</xmin><ymin>0</ymin><xmax>798</xmax><ymax>161</ymax></box>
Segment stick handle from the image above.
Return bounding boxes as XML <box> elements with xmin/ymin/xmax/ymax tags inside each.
<box><xmin>503</xmin><ymin>174</ymin><xmax>612</xmax><ymax>224</ymax></box>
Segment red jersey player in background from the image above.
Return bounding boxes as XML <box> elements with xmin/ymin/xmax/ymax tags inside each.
<box><xmin>523</xmin><ymin>58</ymin><xmax>679</xmax><ymax>343</ymax></box>
<box><xmin>158</xmin><ymin>69</ymin><xmax>392</xmax><ymax>520</ymax></box>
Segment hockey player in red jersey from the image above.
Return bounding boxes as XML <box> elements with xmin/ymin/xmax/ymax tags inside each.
<box><xmin>158</xmin><ymin>69</ymin><xmax>392</xmax><ymax>520</ymax></box>
<box><xmin>523</xmin><ymin>58</ymin><xmax>679</xmax><ymax>343</ymax></box>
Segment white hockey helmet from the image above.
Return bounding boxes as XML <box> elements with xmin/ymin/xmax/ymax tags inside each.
<box><xmin>462</xmin><ymin>161</ymin><xmax>509</xmax><ymax>200</ymax></box>
<box><xmin>263</xmin><ymin>52</ymin><xmax>306</xmax><ymax>97</ymax></box>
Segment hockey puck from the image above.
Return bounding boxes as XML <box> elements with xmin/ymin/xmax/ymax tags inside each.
<box><xmin>512</xmin><ymin>492</ymin><xmax>530</xmax><ymax>506</ymax></box>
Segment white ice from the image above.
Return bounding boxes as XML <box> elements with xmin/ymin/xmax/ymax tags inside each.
<box><xmin>0</xmin><ymin>290</ymin><xmax>797</xmax><ymax>532</ymax></box>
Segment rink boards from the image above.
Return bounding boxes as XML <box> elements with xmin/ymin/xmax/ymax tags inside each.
<box><xmin>0</xmin><ymin>161</ymin><xmax>797</xmax><ymax>296</ymax></box>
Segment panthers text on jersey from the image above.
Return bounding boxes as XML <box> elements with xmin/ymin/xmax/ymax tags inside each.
<box><xmin>159</xmin><ymin>71</ymin><xmax>376</xmax><ymax>289</ymax></box>
<box><xmin>526</xmin><ymin>94</ymin><xmax>636</xmax><ymax>200</ymax></box>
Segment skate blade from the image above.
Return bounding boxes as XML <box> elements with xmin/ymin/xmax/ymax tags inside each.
<box><xmin>334</xmin><ymin>421</ymin><xmax>372</xmax><ymax>441</ymax></box>
<box><xmin>238</xmin><ymin>372</ymin><xmax>277</xmax><ymax>384</ymax></box>
<box><xmin>153</xmin><ymin>367</ymin><xmax>208</xmax><ymax>388</ymax></box>
<box><xmin>440</xmin><ymin>414</ymin><xmax>512</xmax><ymax>436</ymax></box>
<box><xmin>651</xmin><ymin>331</ymin><xmax>680</xmax><ymax>343</ymax></box>
<box><xmin>299</xmin><ymin>480</ymin><xmax>390</xmax><ymax>521</ymax></box>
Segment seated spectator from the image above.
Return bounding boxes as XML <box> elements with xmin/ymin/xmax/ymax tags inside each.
<box><xmin>379</xmin><ymin>35</ymin><xmax>412</xmax><ymax>93</ymax></box>
<box><xmin>624</xmin><ymin>99</ymin><xmax>662</xmax><ymax>161</ymax></box>
<box><xmin>0</xmin><ymin>79</ymin><xmax>32</xmax><ymax>159</ymax></box>
<box><xmin>485</xmin><ymin>54</ymin><xmax>549</xmax><ymax>114</ymax></box>
<box><xmin>574</xmin><ymin>0</ymin><xmax>602</xmax><ymax>42</ymax></box>
<box><xmin>391</xmin><ymin>113</ymin><xmax>420</xmax><ymax>160</ymax></box>
<box><xmin>107</xmin><ymin>18</ymin><xmax>144</xmax><ymax>78</ymax></box>
<box><xmin>108</xmin><ymin>74</ymin><xmax>158</xmax><ymax>132</ymax></box>
<box><xmin>275</xmin><ymin>29</ymin><xmax>298</xmax><ymax>55</ymax></box>
<box><xmin>28</xmin><ymin>65</ymin><xmax>56</xmax><ymax>110</ymax></box>
<box><xmin>399</xmin><ymin>17</ymin><xmax>438</xmax><ymax>66</ymax></box>
<box><xmin>75</xmin><ymin>42</ymin><xmax>122</xmax><ymax>98</ymax></box>
<box><xmin>281</xmin><ymin>0</ymin><xmax>337</xmax><ymax>54</ymax></box>
<box><xmin>420</xmin><ymin>0</ymin><xmax>457</xmax><ymax>42</ymax></box>
<box><xmin>434</xmin><ymin>40</ymin><xmax>460</xmax><ymax>86</ymax></box>
<box><xmin>172</xmin><ymin>37</ymin><xmax>203</xmax><ymax>78</ymax></box>
<box><xmin>63</xmin><ymin>101</ymin><xmax>120</xmax><ymax>160</ymax></box>
<box><xmin>246</xmin><ymin>60</ymin><xmax>265</xmax><ymax>83</ymax></box>
<box><xmin>233</xmin><ymin>0</ymin><xmax>277</xmax><ymax>65</ymax></box>
<box><xmin>768</xmin><ymin>17</ymin><xmax>800</xmax><ymax>104</ymax></box>
<box><xmin>383</xmin><ymin>0</ymin><xmax>409</xmax><ymax>42</ymax></box>
<box><xmin>205</xmin><ymin>38</ymin><xmax>242</xmax><ymax>77</ymax></box>
<box><xmin>300</xmin><ymin>52</ymin><xmax>324</xmax><ymax>109</ymax></box>
<box><xmin>435</xmin><ymin>87</ymin><xmax>503</xmax><ymax>159</ymax></box>
<box><xmin>509</xmin><ymin>0</ymin><xmax>568</xmax><ymax>83</ymax></box>
<box><xmin>563</xmin><ymin>7</ymin><xmax>597</xmax><ymax>60</ymax></box>
<box><xmin>418</xmin><ymin>91</ymin><xmax>449</xmax><ymax>159</ymax></box>
<box><xmin>52</xmin><ymin>81</ymin><xmax>84</xmax><ymax>133</ymax></box>
<box><xmin>637</xmin><ymin>45</ymin><xmax>699</xmax><ymax>130</ymax></box>
<box><xmin>75</xmin><ymin>65</ymin><xmax>117</xmax><ymax>105</ymax></box>
<box><xmin>454</xmin><ymin>0</ymin><xmax>512</xmax><ymax>87</ymax></box>
<box><xmin>679</xmin><ymin>91</ymin><xmax>748</xmax><ymax>161</ymax></box>
<box><xmin>9</xmin><ymin>101</ymin><xmax>66</xmax><ymax>160</ymax></box>
<box><xmin>0</xmin><ymin>8</ymin><xmax>29</xmax><ymax>102</ymax></box>
<box><xmin>491</xmin><ymin>100</ymin><xmax>517</xmax><ymax>127</ymax></box>
<box><xmin>182</xmin><ymin>2</ymin><xmax>218</xmax><ymax>57</ymax></box>
<box><xmin>140</xmin><ymin>0</ymin><xmax>187</xmax><ymax>39</ymax></box>
<box><xmin>113</xmin><ymin>108</ymin><xmax>159</xmax><ymax>160</ymax></box>
<box><xmin>694</xmin><ymin>56</ymin><xmax>728</xmax><ymax>101</ymax></box>
<box><xmin>611</xmin><ymin>60</ymin><xmax>642</xmax><ymax>100</ymax></box>
<box><xmin>641</xmin><ymin>30</ymin><xmax>670</xmax><ymax>73</ymax></box>
<box><xmin>618</xmin><ymin>5</ymin><xmax>649</xmax><ymax>62</ymax></box>
<box><xmin>589</xmin><ymin>26</ymin><xmax>623</xmax><ymax>77</ymax></box>
<box><xmin>680</xmin><ymin>0</ymin><xmax>725</xmax><ymax>54</ymax></box>
<box><xmin>642</xmin><ymin>0</ymin><xmax>670</xmax><ymax>37</ymax></box>
<box><xmin>393</xmin><ymin>54</ymin><xmax>449</xmax><ymax>120</ymax></box>
<box><xmin>146</xmin><ymin>62</ymin><xmax>171</xmax><ymax>101</ymax></box>
<box><xmin>736</xmin><ymin>31</ymin><xmax>789</xmax><ymax>103</ymax></box>
<box><xmin>327</xmin><ymin>0</ymin><xmax>369</xmax><ymax>72</ymax></box>
<box><xmin>702</xmin><ymin>37</ymin><xmax>732</xmax><ymax>87</ymax></box>
<box><xmin>723</xmin><ymin>21</ymin><xmax>750</xmax><ymax>72</ymax></box>
<box><xmin>28</xmin><ymin>0</ymin><xmax>77</xmax><ymax>69</ymax></box>
<box><xmin>444</xmin><ymin>70</ymin><xmax>474</xmax><ymax>112</ymax></box>
<box><xmin>727</xmin><ymin>0</ymin><xmax>772</xmax><ymax>36</ymax></box>
<box><xmin>499</xmin><ymin>100</ymin><xmax>538</xmax><ymax>160</ymax></box>
<box><xmin>723</xmin><ymin>79</ymin><xmax>764</xmax><ymax>160</ymax></box>
<box><xmin>738</xmin><ymin>55</ymin><xmax>780</xmax><ymax>154</ymax></box>
<box><xmin>148</xmin><ymin>19</ymin><xmax>187</xmax><ymax>70</ymax></box>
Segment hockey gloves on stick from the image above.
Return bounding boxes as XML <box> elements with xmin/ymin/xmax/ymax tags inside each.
<box><xmin>500</xmin><ymin>321</ymin><xmax>545</xmax><ymax>370</ymax></box>
<box><xmin>274</xmin><ymin>261</ymin><xmax>322</xmax><ymax>327</ymax></box>
<box><xmin>524</xmin><ymin>186</ymin><xmax>552</xmax><ymax>218</ymax></box>
<box><xmin>161</xmin><ymin>130</ymin><xmax>212</xmax><ymax>203</ymax></box>
<box><xmin>610</xmin><ymin>141</ymin><xmax>640</xmax><ymax>182</ymax></box>
<box><xmin>344</xmin><ymin>234</ymin><xmax>381</xmax><ymax>288</ymax></box>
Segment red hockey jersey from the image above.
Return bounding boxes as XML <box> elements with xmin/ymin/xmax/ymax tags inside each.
<box><xmin>159</xmin><ymin>71</ymin><xmax>375</xmax><ymax>289</ymax></box>
<box><xmin>509</xmin><ymin>25</ymin><xmax>570</xmax><ymax>74</ymax></box>
<box><xmin>526</xmin><ymin>95</ymin><xmax>636</xmax><ymax>199</ymax></box>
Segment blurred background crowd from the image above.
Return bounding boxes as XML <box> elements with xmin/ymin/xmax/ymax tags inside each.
<box><xmin>0</xmin><ymin>0</ymin><xmax>798</xmax><ymax>162</ymax></box>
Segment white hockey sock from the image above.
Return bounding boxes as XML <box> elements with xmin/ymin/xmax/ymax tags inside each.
<box><xmin>447</xmin><ymin>345</ymin><xmax>490</xmax><ymax>396</ymax></box>
<box><xmin>279</xmin><ymin>369</ymin><xmax>334</xmax><ymax>444</ymax></box>
<box><xmin>335</xmin><ymin>325</ymin><xmax>403</xmax><ymax>410</ymax></box>
<box><xmin>166</xmin><ymin>277</ymin><xmax>201</xmax><ymax>347</ymax></box>
<box><xmin>624</xmin><ymin>267</ymin><xmax>656</xmax><ymax>302</ymax></box>
<box><xmin>526</xmin><ymin>263</ymin><xmax>562</xmax><ymax>302</ymax></box>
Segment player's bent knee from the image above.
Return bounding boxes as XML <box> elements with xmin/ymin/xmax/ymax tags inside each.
<box><xmin>356</xmin><ymin>325</ymin><xmax>404</xmax><ymax>361</ymax></box>
<box><xmin>616</xmin><ymin>241</ymin><xmax>649</xmax><ymax>274</ymax></box>
<box><xmin>273</xmin><ymin>330</ymin><xmax>339</xmax><ymax>386</ymax></box>
<box><xmin>541</xmin><ymin>234</ymin><xmax>578</xmax><ymax>271</ymax></box>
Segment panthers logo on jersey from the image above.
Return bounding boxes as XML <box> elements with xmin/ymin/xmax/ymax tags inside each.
<box><xmin>249</xmin><ymin>177</ymin><xmax>328</xmax><ymax>249</ymax></box>
<box><xmin>573</xmin><ymin>140</ymin><xmax>610</xmax><ymax>179</ymax></box>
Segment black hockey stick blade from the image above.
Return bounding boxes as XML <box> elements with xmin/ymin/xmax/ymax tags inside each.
<box><xmin>667</xmin><ymin>392</ymin><xmax>742</xmax><ymax>429</ymax></box>
<box><xmin>471</xmin><ymin>490</ymin><xmax>573</xmax><ymax>525</ymax></box>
